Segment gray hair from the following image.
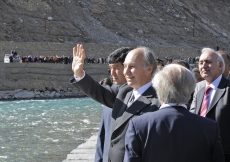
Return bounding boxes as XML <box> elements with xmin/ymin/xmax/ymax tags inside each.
<box><xmin>152</xmin><ymin>64</ymin><xmax>196</xmax><ymax>104</ymax></box>
<box><xmin>138</xmin><ymin>47</ymin><xmax>157</xmax><ymax>76</ymax></box>
<box><xmin>201</xmin><ymin>48</ymin><xmax>225</xmax><ymax>74</ymax></box>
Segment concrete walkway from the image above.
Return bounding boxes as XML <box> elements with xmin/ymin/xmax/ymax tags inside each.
<box><xmin>62</xmin><ymin>134</ymin><xmax>97</xmax><ymax>162</ymax></box>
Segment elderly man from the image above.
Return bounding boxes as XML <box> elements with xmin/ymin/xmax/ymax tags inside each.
<box><xmin>124</xmin><ymin>64</ymin><xmax>224</xmax><ymax>162</ymax></box>
<box><xmin>95</xmin><ymin>47</ymin><xmax>133</xmax><ymax>162</ymax></box>
<box><xmin>190</xmin><ymin>48</ymin><xmax>230</xmax><ymax>162</ymax></box>
<box><xmin>70</xmin><ymin>44</ymin><xmax>160</xmax><ymax>162</ymax></box>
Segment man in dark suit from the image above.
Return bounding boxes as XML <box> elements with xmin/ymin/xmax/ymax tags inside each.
<box><xmin>190</xmin><ymin>48</ymin><xmax>230</xmax><ymax>162</ymax></box>
<box><xmin>70</xmin><ymin>44</ymin><xmax>160</xmax><ymax>162</ymax></box>
<box><xmin>124</xmin><ymin>64</ymin><xmax>224</xmax><ymax>162</ymax></box>
<box><xmin>95</xmin><ymin>47</ymin><xmax>133</xmax><ymax>162</ymax></box>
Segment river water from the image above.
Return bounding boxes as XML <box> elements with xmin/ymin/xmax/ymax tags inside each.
<box><xmin>0</xmin><ymin>98</ymin><xmax>102</xmax><ymax>162</ymax></box>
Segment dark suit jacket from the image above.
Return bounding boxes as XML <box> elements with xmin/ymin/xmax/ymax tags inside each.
<box><xmin>190</xmin><ymin>76</ymin><xmax>230</xmax><ymax>154</ymax></box>
<box><xmin>95</xmin><ymin>105</ymin><xmax>112</xmax><ymax>162</ymax></box>
<box><xmin>70</xmin><ymin>73</ymin><xmax>160</xmax><ymax>162</ymax></box>
<box><xmin>124</xmin><ymin>106</ymin><xmax>224</xmax><ymax>162</ymax></box>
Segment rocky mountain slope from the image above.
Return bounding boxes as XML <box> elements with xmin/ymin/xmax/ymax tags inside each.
<box><xmin>0</xmin><ymin>0</ymin><xmax>229</xmax><ymax>99</ymax></box>
<box><xmin>0</xmin><ymin>0</ymin><xmax>229</xmax><ymax>50</ymax></box>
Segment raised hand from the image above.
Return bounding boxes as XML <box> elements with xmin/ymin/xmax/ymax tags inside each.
<box><xmin>72</xmin><ymin>44</ymin><xmax>86</xmax><ymax>78</ymax></box>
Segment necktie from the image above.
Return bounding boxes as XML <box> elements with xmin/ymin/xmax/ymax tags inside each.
<box><xmin>127</xmin><ymin>94</ymin><xmax>135</xmax><ymax>107</ymax></box>
<box><xmin>200</xmin><ymin>86</ymin><xmax>212</xmax><ymax>117</ymax></box>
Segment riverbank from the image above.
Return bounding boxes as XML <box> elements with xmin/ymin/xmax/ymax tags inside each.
<box><xmin>0</xmin><ymin>89</ymin><xmax>87</xmax><ymax>100</ymax></box>
<box><xmin>0</xmin><ymin>63</ymin><xmax>109</xmax><ymax>95</ymax></box>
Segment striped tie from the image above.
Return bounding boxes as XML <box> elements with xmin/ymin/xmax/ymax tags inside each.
<box><xmin>200</xmin><ymin>86</ymin><xmax>212</xmax><ymax>117</ymax></box>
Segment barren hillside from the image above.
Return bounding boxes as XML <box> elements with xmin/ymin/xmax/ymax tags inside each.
<box><xmin>0</xmin><ymin>0</ymin><xmax>229</xmax><ymax>50</ymax></box>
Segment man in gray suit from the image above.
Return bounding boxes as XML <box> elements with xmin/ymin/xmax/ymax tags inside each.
<box><xmin>124</xmin><ymin>64</ymin><xmax>224</xmax><ymax>162</ymax></box>
<box><xmin>70</xmin><ymin>44</ymin><xmax>160</xmax><ymax>162</ymax></box>
<box><xmin>190</xmin><ymin>48</ymin><xmax>230</xmax><ymax>162</ymax></box>
<box><xmin>189</xmin><ymin>50</ymin><xmax>230</xmax><ymax>108</ymax></box>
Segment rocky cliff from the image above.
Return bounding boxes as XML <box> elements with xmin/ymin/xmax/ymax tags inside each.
<box><xmin>0</xmin><ymin>0</ymin><xmax>230</xmax><ymax>99</ymax></box>
<box><xmin>0</xmin><ymin>0</ymin><xmax>229</xmax><ymax>50</ymax></box>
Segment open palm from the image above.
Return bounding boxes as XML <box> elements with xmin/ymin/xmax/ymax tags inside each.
<box><xmin>72</xmin><ymin>44</ymin><xmax>86</xmax><ymax>78</ymax></box>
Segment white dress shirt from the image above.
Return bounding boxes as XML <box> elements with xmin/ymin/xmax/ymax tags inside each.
<box><xmin>74</xmin><ymin>70</ymin><xmax>86</xmax><ymax>82</ymax></box>
<box><xmin>131</xmin><ymin>82</ymin><xmax>152</xmax><ymax>102</ymax></box>
<box><xmin>205</xmin><ymin>74</ymin><xmax>222</xmax><ymax>110</ymax></box>
<box><xmin>160</xmin><ymin>103</ymin><xmax>187</xmax><ymax>109</ymax></box>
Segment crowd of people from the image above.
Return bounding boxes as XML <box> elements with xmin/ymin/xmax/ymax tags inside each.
<box><xmin>19</xmin><ymin>55</ymin><xmax>73</xmax><ymax>64</ymax></box>
<box><xmin>8</xmin><ymin>50</ymin><xmax>109</xmax><ymax>64</ymax></box>
<box><xmin>9</xmin><ymin>50</ymin><xmax>201</xmax><ymax>67</ymax></box>
<box><xmin>13</xmin><ymin>55</ymin><xmax>109</xmax><ymax>64</ymax></box>
<box><xmin>69</xmin><ymin>44</ymin><xmax>230</xmax><ymax>162</ymax></box>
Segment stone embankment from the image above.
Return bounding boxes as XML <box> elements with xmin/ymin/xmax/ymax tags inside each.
<box><xmin>63</xmin><ymin>134</ymin><xmax>98</xmax><ymax>162</ymax></box>
<box><xmin>0</xmin><ymin>62</ymin><xmax>109</xmax><ymax>100</ymax></box>
<box><xmin>0</xmin><ymin>89</ymin><xmax>86</xmax><ymax>100</ymax></box>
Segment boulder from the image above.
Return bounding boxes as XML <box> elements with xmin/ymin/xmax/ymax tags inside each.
<box><xmin>54</xmin><ymin>92</ymin><xmax>62</xmax><ymax>98</ymax></box>
<box><xmin>14</xmin><ymin>90</ymin><xmax>35</xmax><ymax>99</ymax></box>
<box><xmin>63</xmin><ymin>92</ymin><xmax>76</xmax><ymax>97</ymax></box>
<box><xmin>4</xmin><ymin>94</ymin><xmax>13</xmax><ymax>99</ymax></box>
<box><xmin>43</xmin><ymin>91</ymin><xmax>51</xmax><ymax>97</ymax></box>
<box><xmin>39</xmin><ymin>93</ymin><xmax>45</xmax><ymax>98</ymax></box>
<box><xmin>47</xmin><ymin>91</ymin><xmax>56</xmax><ymax>98</ymax></box>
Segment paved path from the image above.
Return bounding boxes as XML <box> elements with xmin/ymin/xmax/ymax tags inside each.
<box><xmin>62</xmin><ymin>134</ymin><xmax>97</xmax><ymax>162</ymax></box>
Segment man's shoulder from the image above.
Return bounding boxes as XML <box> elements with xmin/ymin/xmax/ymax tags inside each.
<box><xmin>216</xmin><ymin>76</ymin><xmax>230</xmax><ymax>88</ymax></box>
<box><xmin>131</xmin><ymin>112</ymin><xmax>218</xmax><ymax>135</ymax></box>
<box><xmin>145</xmin><ymin>85</ymin><xmax>157</xmax><ymax>95</ymax></box>
<box><xmin>185</xmin><ymin>108</ymin><xmax>218</xmax><ymax>127</ymax></box>
<box><xmin>197</xmin><ymin>80</ymin><xmax>206</xmax><ymax>85</ymax></box>
<box><xmin>131</xmin><ymin>111</ymin><xmax>156</xmax><ymax>125</ymax></box>
<box><xmin>119</xmin><ymin>83</ymin><xmax>130</xmax><ymax>89</ymax></box>
<box><xmin>117</xmin><ymin>83</ymin><xmax>133</xmax><ymax>93</ymax></box>
<box><xmin>196</xmin><ymin>80</ymin><xmax>206</xmax><ymax>89</ymax></box>
<box><xmin>132</xmin><ymin>106</ymin><xmax>168</xmax><ymax>121</ymax></box>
